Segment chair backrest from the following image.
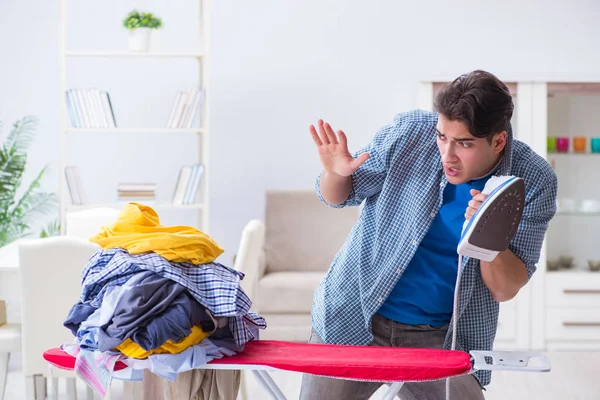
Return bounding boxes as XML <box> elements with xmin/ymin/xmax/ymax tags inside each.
<box><xmin>65</xmin><ymin>207</ymin><xmax>119</xmax><ymax>239</ymax></box>
<box><xmin>264</xmin><ymin>190</ymin><xmax>359</xmax><ymax>274</ymax></box>
<box><xmin>233</xmin><ymin>219</ymin><xmax>266</xmax><ymax>301</ymax></box>
<box><xmin>18</xmin><ymin>236</ymin><xmax>100</xmax><ymax>376</ymax></box>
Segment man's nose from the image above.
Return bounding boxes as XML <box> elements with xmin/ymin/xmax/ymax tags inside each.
<box><xmin>441</xmin><ymin>143</ymin><xmax>458</xmax><ymax>162</ymax></box>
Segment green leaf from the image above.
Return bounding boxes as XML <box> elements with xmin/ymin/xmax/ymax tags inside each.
<box><xmin>123</xmin><ymin>9</ymin><xmax>162</xmax><ymax>29</ymax></box>
<box><xmin>4</xmin><ymin>116</ymin><xmax>37</xmax><ymax>154</ymax></box>
<box><xmin>40</xmin><ymin>218</ymin><xmax>60</xmax><ymax>238</ymax></box>
<box><xmin>0</xmin><ymin>116</ymin><xmax>56</xmax><ymax>248</ymax></box>
<box><xmin>10</xmin><ymin>164</ymin><xmax>52</xmax><ymax>219</ymax></box>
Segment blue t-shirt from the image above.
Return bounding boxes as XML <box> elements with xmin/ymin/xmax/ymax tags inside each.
<box><xmin>376</xmin><ymin>175</ymin><xmax>490</xmax><ymax>327</ymax></box>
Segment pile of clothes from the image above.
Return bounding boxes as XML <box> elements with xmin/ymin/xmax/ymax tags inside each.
<box><xmin>62</xmin><ymin>202</ymin><xmax>266</xmax><ymax>397</ymax></box>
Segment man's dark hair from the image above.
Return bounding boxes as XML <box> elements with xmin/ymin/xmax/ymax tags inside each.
<box><xmin>434</xmin><ymin>70</ymin><xmax>514</xmax><ymax>141</ymax></box>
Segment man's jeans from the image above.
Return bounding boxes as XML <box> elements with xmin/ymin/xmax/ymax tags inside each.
<box><xmin>299</xmin><ymin>314</ymin><xmax>485</xmax><ymax>400</ymax></box>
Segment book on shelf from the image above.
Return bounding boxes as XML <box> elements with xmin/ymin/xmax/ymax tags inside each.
<box><xmin>66</xmin><ymin>88</ymin><xmax>117</xmax><ymax>129</ymax></box>
<box><xmin>64</xmin><ymin>166</ymin><xmax>87</xmax><ymax>205</ymax></box>
<box><xmin>166</xmin><ymin>85</ymin><xmax>205</xmax><ymax>129</ymax></box>
<box><xmin>117</xmin><ymin>183</ymin><xmax>157</xmax><ymax>192</ymax></box>
<box><xmin>172</xmin><ymin>163</ymin><xmax>204</xmax><ymax>205</ymax></box>
<box><xmin>117</xmin><ymin>183</ymin><xmax>156</xmax><ymax>203</ymax></box>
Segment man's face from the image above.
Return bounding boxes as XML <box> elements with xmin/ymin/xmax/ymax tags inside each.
<box><xmin>436</xmin><ymin>115</ymin><xmax>507</xmax><ymax>185</ymax></box>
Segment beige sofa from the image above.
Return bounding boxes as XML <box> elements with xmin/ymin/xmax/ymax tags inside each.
<box><xmin>234</xmin><ymin>190</ymin><xmax>359</xmax><ymax>342</ymax></box>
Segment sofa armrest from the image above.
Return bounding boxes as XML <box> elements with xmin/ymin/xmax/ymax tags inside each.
<box><xmin>233</xmin><ymin>219</ymin><xmax>266</xmax><ymax>303</ymax></box>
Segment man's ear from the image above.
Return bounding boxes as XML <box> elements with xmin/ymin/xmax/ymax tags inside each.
<box><xmin>493</xmin><ymin>131</ymin><xmax>507</xmax><ymax>154</ymax></box>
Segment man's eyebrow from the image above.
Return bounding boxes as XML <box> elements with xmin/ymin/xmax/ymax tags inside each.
<box><xmin>436</xmin><ymin>129</ymin><xmax>475</xmax><ymax>142</ymax></box>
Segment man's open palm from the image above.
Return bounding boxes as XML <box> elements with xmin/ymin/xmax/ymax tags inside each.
<box><xmin>309</xmin><ymin>119</ymin><xmax>369</xmax><ymax>177</ymax></box>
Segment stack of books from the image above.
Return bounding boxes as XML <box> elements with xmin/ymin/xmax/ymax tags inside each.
<box><xmin>117</xmin><ymin>183</ymin><xmax>157</xmax><ymax>204</ymax></box>
<box><xmin>172</xmin><ymin>164</ymin><xmax>204</xmax><ymax>205</ymax></box>
<box><xmin>166</xmin><ymin>85</ymin><xmax>205</xmax><ymax>128</ymax></box>
<box><xmin>66</xmin><ymin>88</ymin><xmax>117</xmax><ymax>128</ymax></box>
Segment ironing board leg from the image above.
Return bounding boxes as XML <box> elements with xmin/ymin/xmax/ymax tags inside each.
<box><xmin>380</xmin><ymin>382</ymin><xmax>404</xmax><ymax>400</ymax></box>
<box><xmin>50</xmin><ymin>377</ymin><xmax>59</xmax><ymax>400</ymax></box>
<box><xmin>66</xmin><ymin>379</ymin><xmax>77</xmax><ymax>400</ymax></box>
<box><xmin>257</xmin><ymin>370</ymin><xmax>288</xmax><ymax>400</ymax></box>
<box><xmin>250</xmin><ymin>370</ymin><xmax>287</xmax><ymax>400</ymax></box>
<box><xmin>47</xmin><ymin>365</ymin><xmax>57</xmax><ymax>400</ymax></box>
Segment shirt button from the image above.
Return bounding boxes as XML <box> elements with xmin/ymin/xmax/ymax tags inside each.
<box><xmin>378</xmin><ymin>297</ymin><xmax>383</xmax><ymax>303</ymax></box>
<box><xmin>396</xmin><ymin>268</ymin><xmax>401</xmax><ymax>274</ymax></box>
<box><xmin>412</xmin><ymin>240</ymin><xmax>418</xmax><ymax>246</ymax></box>
<box><xmin>430</xmin><ymin>212</ymin><xmax>436</xmax><ymax>217</ymax></box>
<box><xmin>440</xmin><ymin>182</ymin><xmax>445</xmax><ymax>187</ymax></box>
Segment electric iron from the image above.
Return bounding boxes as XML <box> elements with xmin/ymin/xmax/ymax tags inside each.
<box><xmin>448</xmin><ymin>175</ymin><xmax>526</xmax><ymax>400</ymax></box>
<box><xmin>457</xmin><ymin>175</ymin><xmax>525</xmax><ymax>262</ymax></box>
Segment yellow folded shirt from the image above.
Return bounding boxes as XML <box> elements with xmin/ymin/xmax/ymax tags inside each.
<box><xmin>116</xmin><ymin>326</ymin><xmax>210</xmax><ymax>359</ymax></box>
<box><xmin>89</xmin><ymin>202</ymin><xmax>224</xmax><ymax>264</ymax></box>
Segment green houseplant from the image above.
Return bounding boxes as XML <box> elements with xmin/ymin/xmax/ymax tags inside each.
<box><xmin>123</xmin><ymin>10</ymin><xmax>163</xmax><ymax>52</ymax></box>
<box><xmin>0</xmin><ymin>116</ymin><xmax>57</xmax><ymax>247</ymax></box>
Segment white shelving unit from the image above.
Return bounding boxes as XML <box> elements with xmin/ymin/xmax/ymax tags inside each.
<box><xmin>529</xmin><ymin>80</ymin><xmax>600</xmax><ymax>351</ymax></box>
<box><xmin>66</xmin><ymin>203</ymin><xmax>205</xmax><ymax>211</ymax></box>
<box><xmin>66</xmin><ymin>128</ymin><xmax>205</xmax><ymax>134</ymax></box>
<box><xmin>65</xmin><ymin>52</ymin><xmax>206</xmax><ymax>58</ymax></box>
<box><xmin>58</xmin><ymin>0</ymin><xmax>211</xmax><ymax>234</ymax></box>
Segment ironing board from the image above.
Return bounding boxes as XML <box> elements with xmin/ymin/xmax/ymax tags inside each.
<box><xmin>42</xmin><ymin>340</ymin><xmax>550</xmax><ymax>400</ymax></box>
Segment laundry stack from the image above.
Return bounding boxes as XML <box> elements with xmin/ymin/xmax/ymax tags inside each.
<box><xmin>62</xmin><ymin>202</ymin><xmax>266</xmax><ymax>398</ymax></box>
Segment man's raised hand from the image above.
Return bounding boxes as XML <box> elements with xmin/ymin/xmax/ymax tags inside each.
<box><xmin>309</xmin><ymin>119</ymin><xmax>369</xmax><ymax>177</ymax></box>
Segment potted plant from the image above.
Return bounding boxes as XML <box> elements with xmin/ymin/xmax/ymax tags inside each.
<box><xmin>123</xmin><ymin>10</ymin><xmax>163</xmax><ymax>52</ymax></box>
<box><xmin>0</xmin><ymin>116</ymin><xmax>57</xmax><ymax>247</ymax></box>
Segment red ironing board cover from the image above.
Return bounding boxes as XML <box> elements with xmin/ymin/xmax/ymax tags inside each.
<box><xmin>43</xmin><ymin>348</ymin><xmax>129</xmax><ymax>371</ymax></box>
<box><xmin>43</xmin><ymin>340</ymin><xmax>472</xmax><ymax>382</ymax></box>
<box><xmin>209</xmin><ymin>340</ymin><xmax>473</xmax><ymax>382</ymax></box>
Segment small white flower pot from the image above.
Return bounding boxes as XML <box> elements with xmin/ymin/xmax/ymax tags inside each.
<box><xmin>128</xmin><ymin>28</ymin><xmax>152</xmax><ymax>52</ymax></box>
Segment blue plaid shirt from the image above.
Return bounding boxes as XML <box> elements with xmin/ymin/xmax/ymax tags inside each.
<box><xmin>80</xmin><ymin>248</ymin><xmax>267</xmax><ymax>347</ymax></box>
<box><xmin>311</xmin><ymin>110</ymin><xmax>557</xmax><ymax>386</ymax></box>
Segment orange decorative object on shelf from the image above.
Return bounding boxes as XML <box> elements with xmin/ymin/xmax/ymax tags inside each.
<box><xmin>573</xmin><ymin>136</ymin><xmax>586</xmax><ymax>153</ymax></box>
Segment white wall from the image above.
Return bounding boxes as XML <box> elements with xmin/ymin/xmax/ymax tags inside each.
<box><xmin>1</xmin><ymin>0</ymin><xmax>600</xmax><ymax>262</ymax></box>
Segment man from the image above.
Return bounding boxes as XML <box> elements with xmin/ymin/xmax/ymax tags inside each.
<box><xmin>300</xmin><ymin>70</ymin><xmax>557</xmax><ymax>400</ymax></box>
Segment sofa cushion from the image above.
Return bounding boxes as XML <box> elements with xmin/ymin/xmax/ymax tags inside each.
<box><xmin>257</xmin><ymin>271</ymin><xmax>325</xmax><ymax>314</ymax></box>
<box><xmin>257</xmin><ymin>314</ymin><xmax>313</xmax><ymax>341</ymax></box>
<box><xmin>264</xmin><ymin>190</ymin><xmax>359</xmax><ymax>273</ymax></box>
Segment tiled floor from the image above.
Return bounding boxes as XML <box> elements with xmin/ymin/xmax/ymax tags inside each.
<box><xmin>5</xmin><ymin>351</ymin><xmax>599</xmax><ymax>399</ymax></box>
